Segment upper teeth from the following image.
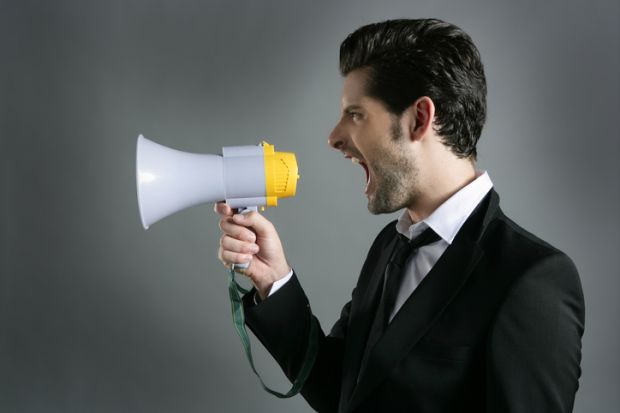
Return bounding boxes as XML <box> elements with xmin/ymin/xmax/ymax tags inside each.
<box><xmin>351</xmin><ymin>157</ymin><xmax>361</xmax><ymax>164</ymax></box>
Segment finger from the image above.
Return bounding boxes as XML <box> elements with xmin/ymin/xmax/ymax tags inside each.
<box><xmin>214</xmin><ymin>202</ymin><xmax>233</xmax><ymax>217</ymax></box>
<box><xmin>231</xmin><ymin>211</ymin><xmax>274</xmax><ymax>237</ymax></box>
<box><xmin>219</xmin><ymin>218</ymin><xmax>257</xmax><ymax>243</ymax></box>
<box><xmin>221</xmin><ymin>234</ymin><xmax>260</xmax><ymax>255</ymax></box>
<box><xmin>219</xmin><ymin>249</ymin><xmax>253</xmax><ymax>267</ymax></box>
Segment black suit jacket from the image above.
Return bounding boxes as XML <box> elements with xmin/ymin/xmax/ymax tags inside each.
<box><xmin>243</xmin><ymin>190</ymin><xmax>585</xmax><ymax>412</ymax></box>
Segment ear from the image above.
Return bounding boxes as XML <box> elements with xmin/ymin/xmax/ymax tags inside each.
<box><xmin>407</xmin><ymin>96</ymin><xmax>435</xmax><ymax>141</ymax></box>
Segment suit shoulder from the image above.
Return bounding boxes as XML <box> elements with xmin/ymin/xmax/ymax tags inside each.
<box><xmin>484</xmin><ymin>211</ymin><xmax>567</xmax><ymax>264</ymax></box>
<box><xmin>482</xmin><ymin>211</ymin><xmax>582</xmax><ymax>301</ymax></box>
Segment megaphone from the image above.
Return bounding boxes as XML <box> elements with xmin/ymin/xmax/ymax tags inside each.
<box><xmin>136</xmin><ymin>134</ymin><xmax>299</xmax><ymax>230</ymax></box>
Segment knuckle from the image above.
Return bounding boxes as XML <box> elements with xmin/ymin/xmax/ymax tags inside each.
<box><xmin>222</xmin><ymin>236</ymin><xmax>238</xmax><ymax>251</ymax></box>
<box><xmin>218</xmin><ymin>218</ymin><xmax>227</xmax><ymax>231</ymax></box>
<box><xmin>264</xmin><ymin>221</ymin><xmax>275</xmax><ymax>234</ymax></box>
<box><xmin>244</xmin><ymin>230</ymin><xmax>256</xmax><ymax>243</ymax></box>
<box><xmin>223</xmin><ymin>250</ymin><xmax>235</xmax><ymax>262</ymax></box>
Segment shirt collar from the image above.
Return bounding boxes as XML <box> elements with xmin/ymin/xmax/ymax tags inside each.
<box><xmin>396</xmin><ymin>171</ymin><xmax>493</xmax><ymax>244</ymax></box>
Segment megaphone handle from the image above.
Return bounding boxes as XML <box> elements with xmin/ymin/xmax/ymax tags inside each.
<box><xmin>231</xmin><ymin>206</ymin><xmax>259</xmax><ymax>271</ymax></box>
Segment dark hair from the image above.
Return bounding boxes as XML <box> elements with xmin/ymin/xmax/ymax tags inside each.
<box><xmin>339</xmin><ymin>19</ymin><xmax>487</xmax><ymax>159</ymax></box>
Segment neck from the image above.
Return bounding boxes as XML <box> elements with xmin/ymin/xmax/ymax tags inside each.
<box><xmin>407</xmin><ymin>160</ymin><xmax>477</xmax><ymax>223</ymax></box>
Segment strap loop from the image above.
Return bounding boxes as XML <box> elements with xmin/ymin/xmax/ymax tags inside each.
<box><xmin>227</xmin><ymin>268</ymin><xmax>318</xmax><ymax>398</ymax></box>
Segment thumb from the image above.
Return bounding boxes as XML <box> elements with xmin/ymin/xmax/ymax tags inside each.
<box><xmin>232</xmin><ymin>211</ymin><xmax>274</xmax><ymax>237</ymax></box>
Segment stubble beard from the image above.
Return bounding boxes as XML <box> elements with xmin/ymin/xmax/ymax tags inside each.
<box><xmin>367</xmin><ymin>121</ymin><xmax>421</xmax><ymax>215</ymax></box>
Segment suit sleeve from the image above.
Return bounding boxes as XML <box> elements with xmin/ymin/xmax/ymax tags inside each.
<box><xmin>242</xmin><ymin>221</ymin><xmax>395</xmax><ymax>412</ymax></box>
<box><xmin>486</xmin><ymin>252</ymin><xmax>585</xmax><ymax>413</ymax></box>
<box><xmin>243</xmin><ymin>274</ymin><xmax>353</xmax><ymax>413</ymax></box>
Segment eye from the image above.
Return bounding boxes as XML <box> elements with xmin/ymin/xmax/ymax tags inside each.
<box><xmin>348</xmin><ymin>111</ymin><xmax>363</xmax><ymax>121</ymax></box>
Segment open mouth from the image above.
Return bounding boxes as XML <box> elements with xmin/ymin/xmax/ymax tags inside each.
<box><xmin>351</xmin><ymin>157</ymin><xmax>371</xmax><ymax>193</ymax></box>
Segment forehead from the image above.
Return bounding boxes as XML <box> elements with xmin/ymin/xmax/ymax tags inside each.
<box><xmin>340</xmin><ymin>68</ymin><xmax>389</xmax><ymax>113</ymax></box>
<box><xmin>341</xmin><ymin>68</ymin><xmax>371</xmax><ymax>107</ymax></box>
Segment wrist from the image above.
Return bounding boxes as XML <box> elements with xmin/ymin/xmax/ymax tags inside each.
<box><xmin>255</xmin><ymin>265</ymin><xmax>292</xmax><ymax>300</ymax></box>
<box><xmin>273</xmin><ymin>262</ymin><xmax>292</xmax><ymax>283</ymax></box>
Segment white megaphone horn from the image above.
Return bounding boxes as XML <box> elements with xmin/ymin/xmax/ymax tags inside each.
<box><xmin>136</xmin><ymin>134</ymin><xmax>299</xmax><ymax>230</ymax></box>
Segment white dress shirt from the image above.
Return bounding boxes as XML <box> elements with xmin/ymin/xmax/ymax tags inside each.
<box><xmin>268</xmin><ymin>171</ymin><xmax>493</xmax><ymax>316</ymax></box>
<box><xmin>388</xmin><ymin>171</ymin><xmax>493</xmax><ymax>321</ymax></box>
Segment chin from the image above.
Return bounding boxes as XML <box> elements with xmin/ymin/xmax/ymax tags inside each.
<box><xmin>366</xmin><ymin>196</ymin><xmax>380</xmax><ymax>215</ymax></box>
<box><xmin>367</xmin><ymin>204</ymin><xmax>382</xmax><ymax>215</ymax></box>
<box><xmin>367</xmin><ymin>197</ymin><xmax>401</xmax><ymax>215</ymax></box>
<box><xmin>367</xmin><ymin>186</ymin><xmax>413</xmax><ymax>215</ymax></box>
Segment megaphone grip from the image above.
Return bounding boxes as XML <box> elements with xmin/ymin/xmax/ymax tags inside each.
<box><xmin>231</xmin><ymin>206</ymin><xmax>258</xmax><ymax>271</ymax></box>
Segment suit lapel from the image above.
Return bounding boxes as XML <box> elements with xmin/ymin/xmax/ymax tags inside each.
<box><xmin>338</xmin><ymin>234</ymin><xmax>398</xmax><ymax>410</ymax></box>
<box><xmin>345</xmin><ymin>190</ymin><xmax>499</xmax><ymax>412</ymax></box>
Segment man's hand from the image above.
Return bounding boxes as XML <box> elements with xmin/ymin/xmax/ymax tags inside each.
<box><xmin>215</xmin><ymin>202</ymin><xmax>291</xmax><ymax>300</ymax></box>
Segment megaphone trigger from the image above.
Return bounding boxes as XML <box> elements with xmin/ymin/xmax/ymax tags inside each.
<box><xmin>235</xmin><ymin>206</ymin><xmax>259</xmax><ymax>214</ymax></box>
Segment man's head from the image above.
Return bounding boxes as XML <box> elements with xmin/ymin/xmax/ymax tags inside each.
<box><xmin>328</xmin><ymin>19</ymin><xmax>486</xmax><ymax>216</ymax></box>
<box><xmin>339</xmin><ymin>18</ymin><xmax>486</xmax><ymax>159</ymax></box>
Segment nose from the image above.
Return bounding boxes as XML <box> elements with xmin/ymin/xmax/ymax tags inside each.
<box><xmin>328</xmin><ymin>123</ymin><xmax>345</xmax><ymax>150</ymax></box>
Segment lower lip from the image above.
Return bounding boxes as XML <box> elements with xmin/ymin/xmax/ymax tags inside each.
<box><xmin>363</xmin><ymin>165</ymin><xmax>371</xmax><ymax>194</ymax></box>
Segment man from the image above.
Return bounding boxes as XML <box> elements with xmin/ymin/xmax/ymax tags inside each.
<box><xmin>216</xmin><ymin>19</ymin><xmax>584</xmax><ymax>412</ymax></box>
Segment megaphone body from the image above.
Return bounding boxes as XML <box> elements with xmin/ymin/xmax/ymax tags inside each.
<box><xmin>137</xmin><ymin>135</ymin><xmax>315</xmax><ymax>394</ymax></box>
<box><xmin>136</xmin><ymin>135</ymin><xmax>299</xmax><ymax>230</ymax></box>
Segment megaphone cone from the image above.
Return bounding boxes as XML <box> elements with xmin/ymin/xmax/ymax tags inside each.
<box><xmin>136</xmin><ymin>135</ymin><xmax>299</xmax><ymax>230</ymax></box>
<box><xmin>136</xmin><ymin>135</ymin><xmax>225</xmax><ymax>229</ymax></box>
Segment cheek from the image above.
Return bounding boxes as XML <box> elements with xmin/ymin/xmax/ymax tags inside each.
<box><xmin>351</xmin><ymin>118</ymin><xmax>393</xmax><ymax>156</ymax></box>
<box><xmin>353</xmin><ymin>131</ymin><xmax>381</xmax><ymax>155</ymax></box>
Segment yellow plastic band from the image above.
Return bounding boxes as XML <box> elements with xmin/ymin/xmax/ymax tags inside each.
<box><xmin>262</xmin><ymin>141</ymin><xmax>299</xmax><ymax>208</ymax></box>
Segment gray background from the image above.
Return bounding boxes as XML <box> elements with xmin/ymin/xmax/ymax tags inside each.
<box><xmin>1</xmin><ymin>0</ymin><xmax>618</xmax><ymax>412</ymax></box>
